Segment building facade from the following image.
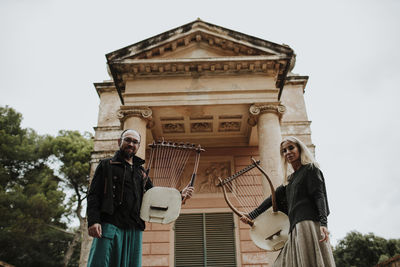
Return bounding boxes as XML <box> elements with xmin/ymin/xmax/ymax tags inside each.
<box><xmin>90</xmin><ymin>19</ymin><xmax>312</xmax><ymax>266</ymax></box>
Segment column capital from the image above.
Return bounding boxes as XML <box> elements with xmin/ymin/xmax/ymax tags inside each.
<box><xmin>248</xmin><ymin>103</ymin><xmax>286</xmax><ymax>126</ymax></box>
<box><xmin>117</xmin><ymin>106</ymin><xmax>154</xmax><ymax>128</ymax></box>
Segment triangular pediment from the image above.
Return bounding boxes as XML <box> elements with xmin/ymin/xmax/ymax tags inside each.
<box><xmin>107</xmin><ymin>19</ymin><xmax>293</xmax><ymax>63</ymax></box>
<box><xmin>106</xmin><ymin>20</ymin><xmax>295</xmax><ymax>103</ymax></box>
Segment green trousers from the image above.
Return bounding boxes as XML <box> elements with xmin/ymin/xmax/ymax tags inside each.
<box><xmin>87</xmin><ymin>223</ymin><xmax>143</xmax><ymax>267</ymax></box>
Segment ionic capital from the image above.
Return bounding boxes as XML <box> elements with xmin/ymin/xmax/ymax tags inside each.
<box><xmin>117</xmin><ymin>106</ymin><xmax>154</xmax><ymax>128</ymax></box>
<box><xmin>248</xmin><ymin>104</ymin><xmax>286</xmax><ymax>126</ymax></box>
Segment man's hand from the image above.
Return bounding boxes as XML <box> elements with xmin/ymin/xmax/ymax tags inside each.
<box><xmin>181</xmin><ymin>185</ymin><xmax>194</xmax><ymax>200</ymax></box>
<box><xmin>88</xmin><ymin>223</ymin><xmax>102</xmax><ymax>238</ymax></box>
<box><xmin>319</xmin><ymin>226</ymin><xmax>330</xmax><ymax>243</ymax></box>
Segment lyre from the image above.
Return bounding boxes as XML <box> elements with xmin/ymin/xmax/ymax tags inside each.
<box><xmin>140</xmin><ymin>139</ymin><xmax>204</xmax><ymax>224</ymax></box>
<box><xmin>217</xmin><ymin>158</ymin><xmax>289</xmax><ymax>251</ymax></box>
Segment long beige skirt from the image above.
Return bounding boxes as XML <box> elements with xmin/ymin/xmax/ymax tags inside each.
<box><xmin>273</xmin><ymin>220</ymin><xmax>336</xmax><ymax>267</ymax></box>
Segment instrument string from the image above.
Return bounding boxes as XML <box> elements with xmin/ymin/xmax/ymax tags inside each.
<box><xmin>174</xmin><ymin>147</ymin><xmax>189</xmax><ymax>187</ymax></box>
<box><xmin>225</xmin><ymin>181</ymin><xmax>250</xmax><ymax>214</ymax></box>
<box><xmin>162</xmin><ymin>143</ymin><xmax>173</xmax><ymax>187</ymax></box>
<box><xmin>168</xmin><ymin>144</ymin><xmax>183</xmax><ymax>187</ymax></box>
<box><xmin>174</xmin><ymin>147</ymin><xmax>192</xmax><ymax>188</ymax></box>
<box><xmin>171</xmin><ymin>144</ymin><xmax>190</xmax><ymax>187</ymax></box>
<box><xmin>236</xmin><ymin>173</ymin><xmax>253</xmax><ymax>211</ymax></box>
<box><xmin>222</xmin><ymin>167</ymin><xmax>264</xmax><ymax>216</ymax></box>
<box><xmin>148</xmin><ymin>141</ymin><xmax>201</xmax><ymax>190</ymax></box>
<box><xmin>155</xmin><ymin>143</ymin><xmax>161</xmax><ymax>187</ymax></box>
<box><xmin>154</xmin><ymin>142</ymin><xmax>163</xmax><ymax>186</ymax></box>
<box><xmin>165</xmin><ymin>144</ymin><xmax>177</xmax><ymax>187</ymax></box>
<box><xmin>160</xmin><ymin>142</ymin><xmax>171</xmax><ymax>187</ymax></box>
<box><xmin>246</xmin><ymin>168</ymin><xmax>264</xmax><ymax>217</ymax></box>
<box><xmin>165</xmin><ymin>143</ymin><xmax>175</xmax><ymax>187</ymax></box>
<box><xmin>242</xmin><ymin>169</ymin><xmax>262</xmax><ymax>209</ymax></box>
<box><xmin>235</xmin><ymin>173</ymin><xmax>255</xmax><ymax>213</ymax></box>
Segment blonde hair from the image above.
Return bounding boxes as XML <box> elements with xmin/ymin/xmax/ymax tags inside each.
<box><xmin>280</xmin><ymin>136</ymin><xmax>319</xmax><ymax>185</ymax></box>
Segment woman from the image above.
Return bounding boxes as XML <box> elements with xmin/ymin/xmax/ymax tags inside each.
<box><xmin>241</xmin><ymin>136</ymin><xmax>335</xmax><ymax>266</ymax></box>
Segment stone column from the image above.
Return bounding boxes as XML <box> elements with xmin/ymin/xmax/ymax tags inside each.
<box><xmin>248</xmin><ymin>104</ymin><xmax>286</xmax><ymax>196</ymax></box>
<box><xmin>117</xmin><ymin>106</ymin><xmax>154</xmax><ymax>159</ymax></box>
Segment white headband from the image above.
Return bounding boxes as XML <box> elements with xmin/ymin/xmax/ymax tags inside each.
<box><xmin>121</xmin><ymin>129</ymin><xmax>141</xmax><ymax>142</ymax></box>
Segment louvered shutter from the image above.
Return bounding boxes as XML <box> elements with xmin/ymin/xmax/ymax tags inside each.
<box><xmin>205</xmin><ymin>213</ymin><xmax>236</xmax><ymax>267</ymax></box>
<box><xmin>175</xmin><ymin>213</ymin><xmax>205</xmax><ymax>266</ymax></box>
<box><xmin>175</xmin><ymin>212</ymin><xmax>236</xmax><ymax>267</ymax></box>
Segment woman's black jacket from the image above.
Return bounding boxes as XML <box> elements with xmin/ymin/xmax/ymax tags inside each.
<box><xmin>248</xmin><ymin>164</ymin><xmax>330</xmax><ymax>232</ymax></box>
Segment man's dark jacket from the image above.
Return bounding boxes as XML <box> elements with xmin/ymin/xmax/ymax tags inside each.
<box><xmin>87</xmin><ymin>151</ymin><xmax>153</xmax><ymax>230</ymax></box>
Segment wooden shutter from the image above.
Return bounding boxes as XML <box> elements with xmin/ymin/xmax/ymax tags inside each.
<box><xmin>175</xmin><ymin>213</ymin><xmax>205</xmax><ymax>266</ymax></box>
<box><xmin>204</xmin><ymin>213</ymin><xmax>236</xmax><ymax>266</ymax></box>
<box><xmin>175</xmin><ymin>212</ymin><xmax>236</xmax><ymax>267</ymax></box>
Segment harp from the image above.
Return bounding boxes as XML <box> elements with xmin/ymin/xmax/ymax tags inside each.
<box><xmin>217</xmin><ymin>158</ymin><xmax>289</xmax><ymax>251</ymax></box>
<box><xmin>140</xmin><ymin>139</ymin><xmax>204</xmax><ymax>224</ymax></box>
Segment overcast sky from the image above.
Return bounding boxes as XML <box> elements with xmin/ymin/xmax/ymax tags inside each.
<box><xmin>1</xmin><ymin>0</ymin><xmax>399</xmax><ymax>245</ymax></box>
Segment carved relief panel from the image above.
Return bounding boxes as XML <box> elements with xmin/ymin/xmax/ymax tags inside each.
<box><xmin>162</xmin><ymin>123</ymin><xmax>185</xmax><ymax>133</ymax></box>
<box><xmin>158</xmin><ymin>156</ymin><xmax>234</xmax><ymax>194</ymax></box>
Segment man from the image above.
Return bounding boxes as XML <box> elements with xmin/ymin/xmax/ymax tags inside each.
<box><xmin>87</xmin><ymin>129</ymin><xmax>193</xmax><ymax>267</ymax></box>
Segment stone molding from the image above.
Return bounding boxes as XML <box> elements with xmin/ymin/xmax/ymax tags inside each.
<box><xmin>117</xmin><ymin>106</ymin><xmax>154</xmax><ymax>128</ymax></box>
<box><xmin>106</xmin><ymin>19</ymin><xmax>293</xmax><ymax>62</ymax></box>
<box><xmin>93</xmin><ymin>125</ymin><xmax>121</xmax><ymax>131</ymax></box>
<box><xmin>115</xmin><ymin>57</ymin><xmax>282</xmax><ymax>78</ymax></box>
<box><xmin>93</xmin><ymin>81</ymin><xmax>116</xmax><ymax>97</ymax></box>
<box><xmin>284</xmin><ymin>75</ymin><xmax>309</xmax><ymax>92</ymax></box>
<box><xmin>247</xmin><ymin>103</ymin><xmax>286</xmax><ymax>126</ymax></box>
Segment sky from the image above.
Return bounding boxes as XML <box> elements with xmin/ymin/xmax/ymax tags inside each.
<box><xmin>1</xmin><ymin>0</ymin><xmax>399</xmax><ymax>246</ymax></box>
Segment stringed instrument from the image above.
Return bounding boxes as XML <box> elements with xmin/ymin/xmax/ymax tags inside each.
<box><xmin>140</xmin><ymin>139</ymin><xmax>204</xmax><ymax>224</ymax></box>
<box><xmin>217</xmin><ymin>158</ymin><xmax>289</xmax><ymax>251</ymax></box>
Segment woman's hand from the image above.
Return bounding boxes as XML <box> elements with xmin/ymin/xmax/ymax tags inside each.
<box><xmin>319</xmin><ymin>226</ymin><xmax>330</xmax><ymax>243</ymax></box>
<box><xmin>239</xmin><ymin>212</ymin><xmax>252</xmax><ymax>224</ymax></box>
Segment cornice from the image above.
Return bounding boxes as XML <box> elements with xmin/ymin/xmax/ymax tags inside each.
<box><xmin>93</xmin><ymin>125</ymin><xmax>121</xmax><ymax>132</ymax></box>
<box><xmin>119</xmin><ymin>30</ymin><xmax>278</xmax><ymax>61</ymax></box>
<box><xmin>115</xmin><ymin>58</ymin><xmax>284</xmax><ymax>78</ymax></box>
<box><xmin>281</xmin><ymin>120</ymin><xmax>311</xmax><ymax>126</ymax></box>
<box><xmin>110</xmin><ymin>56</ymin><xmax>291</xmax><ymax>99</ymax></box>
<box><xmin>93</xmin><ymin>81</ymin><xmax>116</xmax><ymax>97</ymax></box>
<box><xmin>106</xmin><ymin>19</ymin><xmax>293</xmax><ymax>62</ymax></box>
<box><xmin>284</xmin><ymin>75</ymin><xmax>309</xmax><ymax>92</ymax></box>
<box><xmin>115</xmin><ymin>55</ymin><xmax>286</xmax><ymax>64</ymax></box>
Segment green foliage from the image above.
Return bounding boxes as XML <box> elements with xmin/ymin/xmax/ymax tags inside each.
<box><xmin>334</xmin><ymin>231</ymin><xmax>400</xmax><ymax>267</ymax></box>
<box><xmin>0</xmin><ymin>106</ymin><xmax>54</xmax><ymax>188</ymax></box>
<box><xmin>0</xmin><ymin>106</ymin><xmax>73</xmax><ymax>267</ymax></box>
<box><xmin>51</xmin><ymin>130</ymin><xmax>93</xmax><ymax>198</ymax></box>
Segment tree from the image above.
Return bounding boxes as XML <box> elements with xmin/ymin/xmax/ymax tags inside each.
<box><xmin>0</xmin><ymin>106</ymin><xmax>72</xmax><ymax>266</ymax></box>
<box><xmin>334</xmin><ymin>231</ymin><xmax>400</xmax><ymax>267</ymax></box>
<box><xmin>50</xmin><ymin>130</ymin><xmax>93</xmax><ymax>267</ymax></box>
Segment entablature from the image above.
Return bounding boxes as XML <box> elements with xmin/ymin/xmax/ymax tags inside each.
<box><xmin>122</xmin><ymin>75</ymin><xmax>279</xmax><ymax>106</ymax></box>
